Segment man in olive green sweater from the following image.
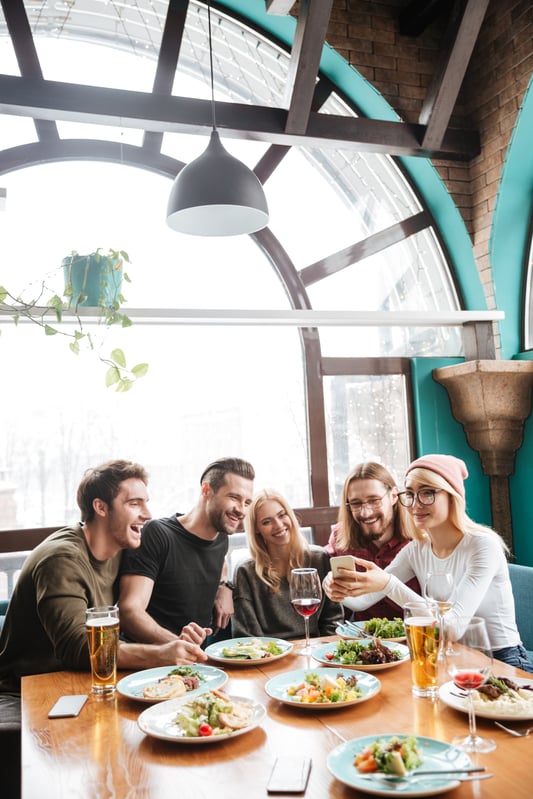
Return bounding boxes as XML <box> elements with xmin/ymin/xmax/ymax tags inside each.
<box><xmin>0</xmin><ymin>459</ymin><xmax>208</xmax><ymax>696</ymax></box>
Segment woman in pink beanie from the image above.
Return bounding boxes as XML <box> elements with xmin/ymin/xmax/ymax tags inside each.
<box><xmin>324</xmin><ymin>453</ymin><xmax>533</xmax><ymax>673</ymax></box>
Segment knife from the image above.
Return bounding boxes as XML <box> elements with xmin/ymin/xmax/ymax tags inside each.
<box><xmin>402</xmin><ymin>766</ymin><xmax>486</xmax><ymax>776</ymax></box>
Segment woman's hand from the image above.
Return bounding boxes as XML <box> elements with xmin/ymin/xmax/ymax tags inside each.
<box><xmin>323</xmin><ymin>558</ymin><xmax>390</xmax><ymax>602</ymax></box>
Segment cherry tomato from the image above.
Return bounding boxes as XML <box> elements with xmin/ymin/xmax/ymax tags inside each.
<box><xmin>325</xmin><ymin>652</ymin><xmax>334</xmax><ymax>661</ymax></box>
<box><xmin>198</xmin><ymin>723</ymin><xmax>213</xmax><ymax>736</ymax></box>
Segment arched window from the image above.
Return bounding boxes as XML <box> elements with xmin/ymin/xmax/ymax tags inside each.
<box><xmin>0</xmin><ymin>2</ymin><xmax>464</xmax><ymax>532</ymax></box>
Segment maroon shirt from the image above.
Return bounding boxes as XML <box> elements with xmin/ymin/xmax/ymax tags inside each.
<box><xmin>325</xmin><ymin>525</ymin><xmax>421</xmax><ymax>621</ymax></box>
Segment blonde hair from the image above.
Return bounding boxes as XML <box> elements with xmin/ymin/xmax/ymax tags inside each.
<box><xmin>404</xmin><ymin>467</ymin><xmax>508</xmax><ymax>552</ymax></box>
<box><xmin>245</xmin><ymin>489</ymin><xmax>309</xmax><ymax>591</ymax></box>
<box><xmin>336</xmin><ymin>462</ymin><xmax>409</xmax><ymax>551</ymax></box>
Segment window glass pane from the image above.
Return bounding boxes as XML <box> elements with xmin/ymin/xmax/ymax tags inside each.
<box><xmin>324</xmin><ymin>374</ymin><xmax>411</xmax><ymax>504</ymax></box>
<box><xmin>0</xmin><ymin>323</ymin><xmax>309</xmax><ymax>529</ymax></box>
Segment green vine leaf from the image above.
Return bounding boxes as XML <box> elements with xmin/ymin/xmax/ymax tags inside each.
<box><xmin>106</xmin><ymin>366</ymin><xmax>120</xmax><ymax>387</ymax></box>
<box><xmin>132</xmin><ymin>363</ymin><xmax>149</xmax><ymax>379</ymax></box>
<box><xmin>111</xmin><ymin>348</ymin><xmax>127</xmax><ymax>368</ymax></box>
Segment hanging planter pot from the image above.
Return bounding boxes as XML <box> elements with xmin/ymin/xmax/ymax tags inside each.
<box><xmin>62</xmin><ymin>249</ymin><xmax>124</xmax><ymax>308</ymax></box>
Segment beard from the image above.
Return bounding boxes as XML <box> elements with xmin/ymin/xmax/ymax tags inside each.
<box><xmin>207</xmin><ymin>503</ymin><xmax>241</xmax><ymax>536</ymax></box>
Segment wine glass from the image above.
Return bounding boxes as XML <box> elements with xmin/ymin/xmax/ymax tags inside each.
<box><xmin>289</xmin><ymin>568</ymin><xmax>322</xmax><ymax>653</ymax></box>
<box><xmin>424</xmin><ymin>572</ymin><xmax>455</xmax><ymax>657</ymax></box>
<box><xmin>445</xmin><ymin>616</ymin><xmax>496</xmax><ymax>753</ymax></box>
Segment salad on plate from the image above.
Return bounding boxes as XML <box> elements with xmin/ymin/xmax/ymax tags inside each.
<box><xmin>286</xmin><ymin>670</ymin><xmax>362</xmax><ymax>704</ymax></box>
<box><xmin>313</xmin><ymin>639</ymin><xmax>409</xmax><ymax>668</ymax></box>
<box><xmin>205</xmin><ymin>636</ymin><xmax>292</xmax><ymax>664</ymax></box>
<box><xmin>174</xmin><ymin>689</ymin><xmax>256</xmax><ymax>737</ymax></box>
<box><xmin>354</xmin><ymin>735</ymin><xmax>423</xmax><ymax>775</ymax></box>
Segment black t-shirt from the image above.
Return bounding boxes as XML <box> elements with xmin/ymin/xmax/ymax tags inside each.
<box><xmin>119</xmin><ymin>515</ymin><xmax>228</xmax><ymax>634</ymax></box>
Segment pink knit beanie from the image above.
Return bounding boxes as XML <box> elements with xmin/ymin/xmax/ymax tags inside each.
<box><xmin>405</xmin><ymin>454</ymin><xmax>468</xmax><ymax>498</ymax></box>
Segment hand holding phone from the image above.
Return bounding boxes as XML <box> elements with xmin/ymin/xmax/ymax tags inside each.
<box><xmin>330</xmin><ymin>555</ymin><xmax>356</xmax><ymax>578</ymax></box>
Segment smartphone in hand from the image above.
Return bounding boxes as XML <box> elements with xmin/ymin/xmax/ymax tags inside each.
<box><xmin>330</xmin><ymin>555</ymin><xmax>356</xmax><ymax>578</ymax></box>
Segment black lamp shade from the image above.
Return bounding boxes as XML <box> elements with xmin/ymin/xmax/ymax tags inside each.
<box><xmin>166</xmin><ymin>130</ymin><xmax>269</xmax><ymax>236</ymax></box>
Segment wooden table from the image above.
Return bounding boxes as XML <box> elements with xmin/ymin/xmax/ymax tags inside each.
<box><xmin>21</xmin><ymin>638</ymin><xmax>529</xmax><ymax>798</ymax></box>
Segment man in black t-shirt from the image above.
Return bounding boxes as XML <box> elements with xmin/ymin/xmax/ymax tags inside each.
<box><xmin>118</xmin><ymin>457</ymin><xmax>255</xmax><ymax>646</ymax></box>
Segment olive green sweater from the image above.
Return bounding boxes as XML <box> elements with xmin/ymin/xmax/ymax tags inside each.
<box><xmin>0</xmin><ymin>524</ymin><xmax>120</xmax><ymax>694</ymax></box>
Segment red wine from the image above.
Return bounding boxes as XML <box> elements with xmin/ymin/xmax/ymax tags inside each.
<box><xmin>291</xmin><ymin>598</ymin><xmax>320</xmax><ymax>617</ymax></box>
<box><xmin>454</xmin><ymin>671</ymin><xmax>485</xmax><ymax>691</ymax></box>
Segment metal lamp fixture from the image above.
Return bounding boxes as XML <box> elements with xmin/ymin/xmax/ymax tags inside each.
<box><xmin>166</xmin><ymin>2</ymin><xmax>269</xmax><ymax>236</ymax></box>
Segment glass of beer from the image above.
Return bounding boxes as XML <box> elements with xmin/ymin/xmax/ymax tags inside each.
<box><xmin>404</xmin><ymin>601</ymin><xmax>440</xmax><ymax>698</ymax></box>
<box><xmin>86</xmin><ymin>605</ymin><xmax>120</xmax><ymax>695</ymax></box>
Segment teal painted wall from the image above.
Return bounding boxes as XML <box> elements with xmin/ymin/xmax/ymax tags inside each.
<box><xmin>410</xmin><ymin>358</ymin><xmax>491</xmax><ymax>527</ymax></box>
<box><xmin>491</xmin><ymin>75</ymin><xmax>533</xmax><ymax>359</ymax></box>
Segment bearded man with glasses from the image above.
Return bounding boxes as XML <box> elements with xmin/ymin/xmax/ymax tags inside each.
<box><xmin>325</xmin><ymin>462</ymin><xmax>420</xmax><ymax>621</ymax></box>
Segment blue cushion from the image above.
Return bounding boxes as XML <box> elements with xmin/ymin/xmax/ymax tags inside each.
<box><xmin>508</xmin><ymin>563</ymin><xmax>533</xmax><ymax>658</ymax></box>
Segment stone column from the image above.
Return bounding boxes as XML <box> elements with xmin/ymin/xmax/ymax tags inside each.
<box><xmin>432</xmin><ymin>360</ymin><xmax>533</xmax><ymax>554</ymax></box>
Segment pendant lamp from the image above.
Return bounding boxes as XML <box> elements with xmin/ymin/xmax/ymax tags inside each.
<box><xmin>166</xmin><ymin>2</ymin><xmax>269</xmax><ymax>236</ymax></box>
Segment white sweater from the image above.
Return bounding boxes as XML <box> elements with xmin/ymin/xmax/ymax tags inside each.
<box><xmin>342</xmin><ymin>530</ymin><xmax>520</xmax><ymax>650</ymax></box>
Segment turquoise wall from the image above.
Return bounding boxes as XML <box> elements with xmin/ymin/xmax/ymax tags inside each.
<box><xmin>410</xmin><ymin>358</ymin><xmax>491</xmax><ymax>527</ymax></box>
<box><xmin>491</xmin><ymin>76</ymin><xmax>533</xmax><ymax>359</ymax></box>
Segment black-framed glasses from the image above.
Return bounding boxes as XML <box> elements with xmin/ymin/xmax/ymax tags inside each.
<box><xmin>345</xmin><ymin>491</ymin><xmax>389</xmax><ymax>513</ymax></box>
<box><xmin>397</xmin><ymin>489</ymin><xmax>443</xmax><ymax>507</ymax></box>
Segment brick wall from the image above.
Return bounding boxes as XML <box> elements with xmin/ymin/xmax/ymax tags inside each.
<box><xmin>323</xmin><ymin>0</ymin><xmax>533</xmax><ymax>311</ymax></box>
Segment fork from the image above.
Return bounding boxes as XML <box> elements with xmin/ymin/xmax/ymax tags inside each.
<box><xmin>494</xmin><ymin>721</ymin><xmax>533</xmax><ymax>737</ymax></box>
<box><xmin>343</xmin><ymin>620</ymin><xmax>374</xmax><ymax>638</ymax></box>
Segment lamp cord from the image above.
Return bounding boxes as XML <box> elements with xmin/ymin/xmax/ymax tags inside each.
<box><xmin>207</xmin><ymin>0</ymin><xmax>216</xmax><ymax>131</ymax></box>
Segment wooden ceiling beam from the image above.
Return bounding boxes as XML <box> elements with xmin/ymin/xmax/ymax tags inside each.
<box><xmin>283</xmin><ymin>0</ymin><xmax>335</xmax><ymax>134</ymax></box>
<box><xmin>0</xmin><ymin>0</ymin><xmax>58</xmax><ymax>143</ymax></box>
<box><xmin>265</xmin><ymin>0</ymin><xmax>298</xmax><ymax>14</ymax></box>
<box><xmin>419</xmin><ymin>0</ymin><xmax>490</xmax><ymax>150</ymax></box>
<box><xmin>0</xmin><ymin>74</ymin><xmax>480</xmax><ymax>160</ymax></box>
<box><xmin>143</xmin><ymin>0</ymin><xmax>190</xmax><ymax>152</ymax></box>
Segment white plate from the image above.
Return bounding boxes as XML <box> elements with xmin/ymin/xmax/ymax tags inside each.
<box><xmin>264</xmin><ymin>667</ymin><xmax>380</xmax><ymax>709</ymax></box>
<box><xmin>336</xmin><ymin>621</ymin><xmax>406</xmax><ymax>643</ymax></box>
<box><xmin>312</xmin><ymin>640</ymin><xmax>410</xmax><ymax>671</ymax></box>
<box><xmin>116</xmin><ymin>665</ymin><xmax>228</xmax><ymax>703</ymax></box>
<box><xmin>327</xmin><ymin>734</ymin><xmax>473</xmax><ymax>797</ymax></box>
<box><xmin>439</xmin><ymin>677</ymin><xmax>533</xmax><ymax>720</ymax></box>
<box><xmin>137</xmin><ymin>692</ymin><xmax>266</xmax><ymax>743</ymax></box>
<box><xmin>204</xmin><ymin>636</ymin><xmax>293</xmax><ymax>664</ymax></box>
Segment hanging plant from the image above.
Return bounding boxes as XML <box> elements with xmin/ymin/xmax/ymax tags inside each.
<box><xmin>0</xmin><ymin>248</ymin><xmax>148</xmax><ymax>392</ymax></box>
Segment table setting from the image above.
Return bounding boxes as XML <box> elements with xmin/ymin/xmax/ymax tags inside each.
<box><xmin>19</xmin><ymin>589</ymin><xmax>531</xmax><ymax>799</ymax></box>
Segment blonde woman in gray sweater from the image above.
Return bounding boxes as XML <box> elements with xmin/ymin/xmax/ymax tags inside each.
<box><xmin>232</xmin><ymin>489</ymin><xmax>343</xmax><ymax>640</ymax></box>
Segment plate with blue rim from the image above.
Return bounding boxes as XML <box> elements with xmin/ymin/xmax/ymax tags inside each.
<box><xmin>116</xmin><ymin>664</ymin><xmax>228</xmax><ymax>703</ymax></box>
<box><xmin>264</xmin><ymin>667</ymin><xmax>381</xmax><ymax>709</ymax></box>
<box><xmin>204</xmin><ymin>636</ymin><xmax>293</xmax><ymax>664</ymax></box>
<box><xmin>327</xmin><ymin>734</ymin><xmax>473</xmax><ymax>797</ymax></box>
<box><xmin>312</xmin><ymin>640</ymin><xmax>410</xmax><ymax>671</ymax></box>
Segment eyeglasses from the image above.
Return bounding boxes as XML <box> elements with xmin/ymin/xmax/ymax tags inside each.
<box><xmin>345</xmin><ymin>491</ymin><xmax>389</xmax><ymax>513</ymax></box>
<box><xmin>397</xmin><ymin>489</ymin><xmax>443</xmax><ymax>507</ymax></box>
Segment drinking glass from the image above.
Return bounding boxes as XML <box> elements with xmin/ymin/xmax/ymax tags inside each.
<box><xmin>445</xmin><ymin>616</ymin><xmax>496</xmax><ymax>753</ymax></box>
<box><xmin>424</xmin><ymin>572</ymin><xmax>455</xmax><ymax>657</ymax></box>
<box><xmin>86</xmin><ymin>605</ymin><xmax>120</xmax><ymax>695</ymax></box>
<box><xmin>289</xmin><ymin>568</ymin><xmax>322</xmax><ymax>653</ymax></box>
<box><xmin>403</xmin><ymin>601</ymin><xmax>440</xmax><ymax>697</ymax></box>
